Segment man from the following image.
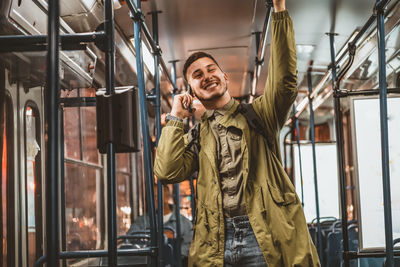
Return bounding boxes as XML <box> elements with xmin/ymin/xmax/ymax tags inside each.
<box><xmin>127</xmin><ymin>185</ymin><xmax>193</xmax><ymax>261</ymax></box>
<box><xmin>154</xmin><ymin>0</ymin><xmax>320</xmax><ymax>266</ymax></box>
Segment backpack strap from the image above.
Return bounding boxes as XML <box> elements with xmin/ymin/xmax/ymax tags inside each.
<box><xmin>185</xmin><ymin>102</ymin><xmax>272</xmax><ymax>155</ymax></box>
<box><xmin>237</xmin><ymin>103</ymin><xmax>273</xmax><ymax>149</ymax></box>
<box><xmin>185</xmin><ymin>122</ymin><xmax>201</xmax><ymax>157</ymax></box>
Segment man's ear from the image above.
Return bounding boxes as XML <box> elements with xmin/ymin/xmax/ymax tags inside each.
<box><xmin>224</xmin><ymin>72</ymin><xmax>229</xmax><ymax>83</ymax></box>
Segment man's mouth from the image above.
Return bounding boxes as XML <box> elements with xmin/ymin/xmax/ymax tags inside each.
<box><xmin>203</xmin><ymin>81</ymin><xmax>219</xmax><ymax>90</ymax></box>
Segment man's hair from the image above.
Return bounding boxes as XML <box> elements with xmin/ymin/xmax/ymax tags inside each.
<box><xmin>183</xmin><ymin>51</ymin><xmax>220</xmax><ymax>81</ymax></box>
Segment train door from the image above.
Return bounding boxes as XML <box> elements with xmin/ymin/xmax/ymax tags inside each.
<box><xmin>1</xmin><ymin>70</ymin><xmax>16</xmax><ymax>267</ymax></box>
<box><xmin>7</xmin><ymin>71</ymin><xmax>44</xmax><ymax>267</ymax></box>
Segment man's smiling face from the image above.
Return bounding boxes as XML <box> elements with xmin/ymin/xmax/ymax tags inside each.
<box><xmin>186</xmin><ymin>57</ymin><xmax>229</xmax><ymax>103</ymax></box>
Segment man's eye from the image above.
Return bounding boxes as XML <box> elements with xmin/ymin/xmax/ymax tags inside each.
<box><xmin>209</xmin><ymin>68</ymin><xmax>216</xmax><ymax>72</ymax></box>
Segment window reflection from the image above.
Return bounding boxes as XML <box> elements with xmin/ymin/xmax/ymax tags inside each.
<box><xmin>64</xmin><ymin>107</ymin><xmax>81</xmax><ymax>160</ymax></box>
<box><xmin>117</xmin><ymin>173</ymin><xmax>131</xmax><ymax>235</ymax></box>
<box><xmin>116</xmin><ymin>153</ymin><xmax>130</xmax><ymax>173</ymax></box>
<box><xmin>25</xmin><ymin>105</ymin><xmax>42</xmax><ymax>267</ymax></box>
<box><xmin>65</xmin><ymin>162</ymin><xmax>102</xmax><ymax>251</ymax></box>
<box><xmin>81</xmin><ymin>106</ymin><xmax>99</xmax><ymax>164</ymax></box>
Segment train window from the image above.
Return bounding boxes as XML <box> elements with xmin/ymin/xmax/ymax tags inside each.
<box><xmin>1</xmin><ymin>94</ymin><xmax>14</xmax><ymax>267</ymax></box>
<box><xmin>65</xmin><ymin>163</ymin><xmax>102</xmax><ymax>251</ymax></box>
<box><xmin>63</xmin><ymin>90</ymin><xmax>81</xmax><ymax>160</ymax></box>
<box><xmin>351</xmin><ymin>97</ymin><xmax>400</xmax><ymax>250</ymax></box>
<box><xmin>314</xmin><ymin>123</ymin><xmax>331</xmax><ymax>142</ymax></box>
<box><xmin>81</xmin><ymin>88</ymin><xmax>100</xmax><ymax>165</ymax></box>
<box><xmin>116</xmin><ymin>154</ymin><xmax>133</xmax><ymax>235</ymax></box>
<box><xmin>62</xmin><ymin>88</ymin><xmax>105</xmax><ymax>252</ymax></box>
<box><xmin>294</xmin><ymin>143</ymin><xmax>340</xmax><ymax>222</ymax></box>
<box><xmin>24</xmin><ymin>105</ymin><xmax>43</xmax><ymax>267</ymax></box>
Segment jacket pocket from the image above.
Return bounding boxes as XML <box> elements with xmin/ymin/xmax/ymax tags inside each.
<box><xmin>266</xmin><ymin>181</ymin><xmax>296</xmax><ymax>206</ymax></box>
<box><xmin>259</xmin><ymin>187</ymin><xmax>267</xmax><ymax>220</ymax></box>
<box><xmin>197</xmin><ymin>201</ymin><xmax>220</xmax><ymax>253</ymax></box>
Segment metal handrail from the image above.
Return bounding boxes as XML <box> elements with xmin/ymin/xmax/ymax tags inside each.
<box><xmin>131</xmin><ymin>1</ymin><xmax>158</xmax><ymax>267</ymax></box>
<box><xmin>125</xmin><ymin>0</ymin><xmax>178</xmax><ymax>93</ymax></box>
<box><xmin>307</xmin><ymin>70</ymin><xmax>323</xmax><ymax>261</ymax></box>
<box><xmin>249</xmin><ymin>0</ymin><xmax>273</xmax><ymax>102</ymax></box>
<box><xmin>376</xmin><ymin>0</ymin><xmax>394</xmax><ymax>265</ymax></box>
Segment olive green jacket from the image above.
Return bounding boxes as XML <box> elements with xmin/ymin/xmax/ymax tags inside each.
<box><xmin>155</xmin><ymin>10</ymin><xmax>320</xmax><ymax>267</ymax></box>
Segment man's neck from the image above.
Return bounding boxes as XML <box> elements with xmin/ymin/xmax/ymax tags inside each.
<box><xmin>202</xmin><ymin>91</ymin><xmax>231</xmax><ymax>110</ymax></box>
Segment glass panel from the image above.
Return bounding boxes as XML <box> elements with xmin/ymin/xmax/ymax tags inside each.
<box><xmin>116</xmin><ymin>153</ymin><xmax>130</xmax><ymax>173</ymax></box>
<box><xmin>64</xmin><ymin>107</ymin><xmax>81</xmax><ymax>160</ymax></box>
<box><xmin>65</xmin><ymin>163</ymin><xmax>103</xmax><ymax>251</ymax></box>
<box><xmin>25</xmin><ymin>106</ymin><xmax>41</xmax><ymax>267</ymax></box>
<box><xmin>294</xmin><ymin>144</ymin><xmax>339</xmax><ymax>223</ymax></box>
<box><xmin>81</xmin><ymin>106</ymin><xmax>99</xmax><ymax>164</ymax></box>
<box><xmin>353</xmin><ymin>97</ymin><xmax>400</xmax><ymax>250</ymax></box>
<box><xmin>60</xmin><ymin>89</ymin><xmax>78</xmax><ymax>98</ymax></box>
<box><xmin>80</xmin><ymin>88</ymin><xmax>96</xmax><ymax>98</ymax></box>
<box><xmin>117</xmin><ymin>174</ymin><xmax>131</xmax><ymax>235</ymax></box>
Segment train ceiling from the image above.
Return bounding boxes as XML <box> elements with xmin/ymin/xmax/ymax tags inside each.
<box><xmin>116</xmin><ymin>0</ymin><xmax>380</xmax><ymax>99</ymax></box>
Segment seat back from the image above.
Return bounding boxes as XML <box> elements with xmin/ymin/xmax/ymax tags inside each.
<box><xmin>326</xmin><ymin>231</ymin><xmax>343</xmax><ymax>267</ymax></box>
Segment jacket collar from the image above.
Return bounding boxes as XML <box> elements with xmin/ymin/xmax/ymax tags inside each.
<box><xmin>202</xmin><ymin>98</ymin><xmax>238</xmax><ymax>121</ymax></box>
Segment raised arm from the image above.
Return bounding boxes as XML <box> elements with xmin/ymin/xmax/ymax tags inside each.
<box><xmin>253</xmin><ymin>0</ymin><xmax>298</xmax><ymax>137</ymax></box>
<box><xmin>154</xmin><ymin>94</ymin><xmax>198</xmax><ymax>184</ymax></box>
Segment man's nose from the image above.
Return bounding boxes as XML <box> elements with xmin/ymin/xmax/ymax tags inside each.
<box><xmin>204</xmin><ymin>72</ymin><xmax>213</xmax><ymax>82</ymax></box>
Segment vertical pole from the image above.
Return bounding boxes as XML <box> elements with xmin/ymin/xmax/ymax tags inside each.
<box><xmin>170</xmin><ymin>60</ymin><xmax>179</xmax><ymax>97</ymax></box>
<box><xmin>293</xmin><ymin>104</ymin><xmax>304</xmax><ymax>207</ymax></box>
<box><xmin>132</xmin><ymin>2</ymin><xmax>157</xmax><ymax>266</ymax></box>
<box><xmin>170</xmin><ymin>60</ymin><xmax>182</xmax><ymax>267</ymax></box>
<box><xmin>307</xmin><ymin>71</ymin><xmax>323</xmax><ymax>261</ymax></box>
<box><xmin>45</xmin><ymin>0</ymin><xmax>60</xmax><ymax>264</ymax></box>
<box><xmin>328</xmin><ymin>32</ymin><xmax>349</xmax><ymax>267</ymax></box>
<box><xmin>151</xmin><ymin>10</ymin><xmax>165</xmax><ymax>267</ymax></box>
<box><xmin>376</xmin><ymin>2</ymin><xmax>394</xmax><ymax>266</ymax></box>
<box><xmin>104</xmin><ymin>0</ymin><xmax>117</xmax><ymax>266</ymax></box>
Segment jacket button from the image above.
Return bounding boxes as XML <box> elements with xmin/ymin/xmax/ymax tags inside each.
<box><xmin>213</xmin><ymin>180</ymin><xmax>216</xmax><ymax>184</ymax></box>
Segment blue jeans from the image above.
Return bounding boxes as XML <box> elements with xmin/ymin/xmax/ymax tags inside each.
<box><xmin>224</xmin><ymin>215</ymin><xmax>268</xmax><ymax>267</ymax></box>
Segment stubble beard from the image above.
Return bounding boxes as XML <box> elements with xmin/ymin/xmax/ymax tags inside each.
<box><xmin>194</xmin><ymin>84</ymin><xmax>228</xmax><ymax>103</ymax></box>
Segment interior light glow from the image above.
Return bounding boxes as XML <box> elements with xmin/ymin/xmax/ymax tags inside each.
<box><xmin>130</xmin><ymin>38</ymin><xmax>155</xmax><ymax>76</ymax></box>
<box><xmin>296</xmin><ymin>44</ymin><xmax>315</xmax><ymax>54</ymax></box>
